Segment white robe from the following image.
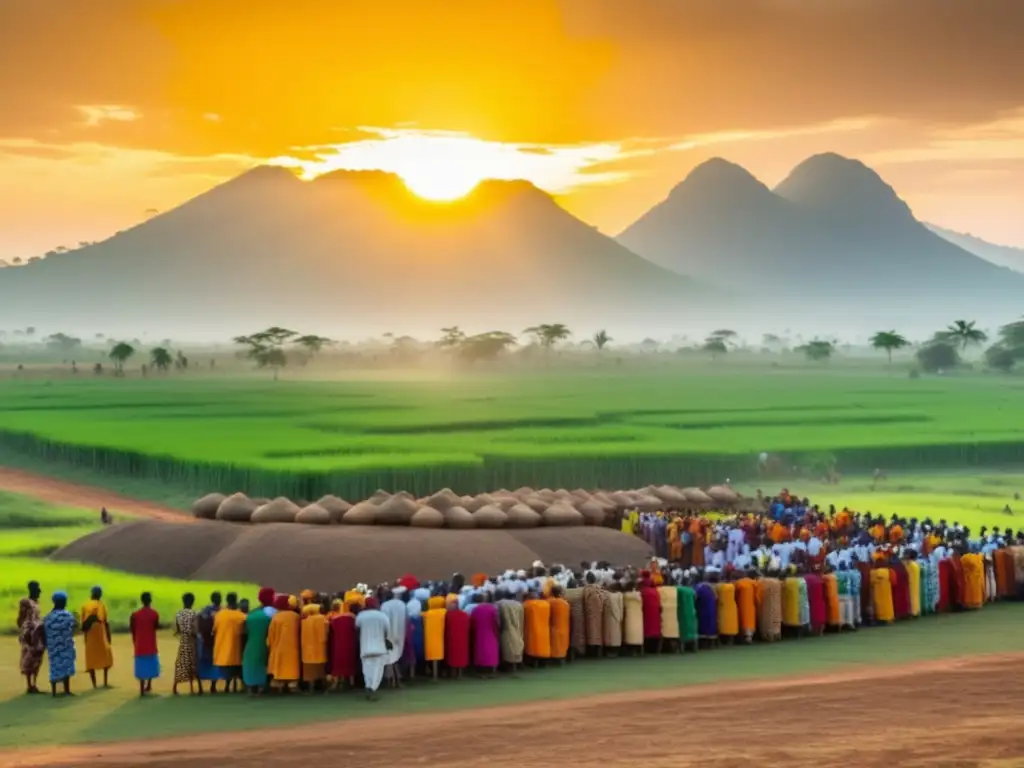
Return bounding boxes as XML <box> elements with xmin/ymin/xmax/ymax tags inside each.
<box><xmin>380</xmin><ymin>599</ymin><xmax>407</xmax><ymax>665</ymax></box>
<box><xmin>355</xmin><ymin>610</ymin><xmax>392</xmax><ymax>692</ymax></box>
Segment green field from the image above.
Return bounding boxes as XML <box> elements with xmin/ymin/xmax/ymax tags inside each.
<box><xmin>0</xmin><ymin>604</ymin><xmax>1019</xmax><ymax>748</ymax></box>
<box><xmin>0</xmin><ymin>491</ymin><xmax>253</xmax><ymax>634</ymax></box>
<box><xmin>0</xmin><ymin>368</ymin><xmax>1022</xmax><ymax>500</ymax></box>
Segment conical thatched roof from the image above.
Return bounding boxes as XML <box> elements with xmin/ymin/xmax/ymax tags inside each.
<box><xmin>315</xmin><ymin>495</ymin><xmax>351</xmax><ymax>523</ymax></box>
<box><xmin>367</xmin><ymin>490</ymin><xmax>392</xmax><ymax>505</ymax></box>
<box><xmin>634</xmin><ymin>493</ymin><xmax>663</xmax><ymax>512</ymax></box>
<box><xmin>216</xmin><ymin>493</ymin><xmax>258</xmax><ymax>522</ymax></box>
<box><xmin>521</xmin><ymin>495</ymin><xmax>549</xmax><ymax>514</ymax></box>
<box><xmin>706</xmin><ymin>484</ymin><xmax>739</xmax><ymax>504</ymax></box>
<box><xmin>505</xmin><ymin>503</ymin><xmax>542</xmax><ymax>529</ymax></box>
<box><xmin>513</xmin><ymin>486</ymin><xmax>535</xmax><ymax>498</ymax></box>
<box><xmin>652</xmin><ymin>485</ymin><xmax>687</xmax><ymax>505</ymax></box>
<box><xmin>609</xmin><ymin>491</ymin><xmax>637</xmax><ymax>508</ymax></box>
<box><xmin>463</xmin><ymin>494</ymin><xmax>496</xmax><ymax>513</ymax></box>
<box><xmin>473</xmin><ymin>504</ymin><xmax>509</xmax><ymax>529</ymax></box>
<box><xmin>409</xmin><ymin>507</ymin><xmax>445</xmax><ymax>529</ymax></box>
<box><xmin>342</xmin><ymin>502</ymin><xmax>379</xmax><ymax>525</ymax></box>
<box><xmin>682</xmin><ymin>487</ymin><xmax>713</xmax><ymax>505</ymax></box>
<box><xmin>443</xmin><ymin>506</ymin><xmax>476</xmax><ymax>529</ymax></box>
<box><xmin>423</xmin><ymin>488</ymin><xmax>461</xmax><ymax>512</ymax></box>
<box><xmin>537</xmin><ymin>488</ymin><xmax>557</xmax><ymax>502</ymax></box>
<box><xmin>251</xmin><ymin>497</ymin><xmax>271</xmax><ymax>506</ymax></box>
<box><xmin>543</xmin><ymin>501</ymin><xmax>585</xmax><ymax>527</ymax></box>
<box><xmin>577</xmin><ymin>499</ymin><xmax>607</xmax><ymax>526</ymax></box>
<box><xmin>192</xmin><ymin>493</ymin><xmax>226</xmax><ymax>520</ymax></box>
<box><xmin>252</xmin><ymin>497</ymin><xmax>301</xmax><ymax>524</ymax></box>
<box><xmin>295</xmin><ymin>503</ymin><xmax>332</xmax><ymax>525</ymax></box>
<box><xmin>375</xmin><ymin>494</ymin><xmax>419</xmax><ymax>525</ymax></box>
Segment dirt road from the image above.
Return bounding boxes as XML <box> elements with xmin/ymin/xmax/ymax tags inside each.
<box><xmin>6</xmin><ymin>653</ymin><xmax>1024</xmax><ymax>768</ymax></box>
<box><xmin>0</xmin><ymin>467</ymin><xmax>189</xmax><ymax>522</ymax></box>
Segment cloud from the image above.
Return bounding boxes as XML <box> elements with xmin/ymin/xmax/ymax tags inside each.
<box><xmin>76</xmin><ymin>105</ymin><xmax>141</xmax><ymax>127</ymax></box>
<box><xmin>865</xmin><ymin>110</ymin><xmax>1024</xmax><ymax>166</ymax></box>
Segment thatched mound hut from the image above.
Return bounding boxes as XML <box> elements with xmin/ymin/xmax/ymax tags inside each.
<box><xmin>375</xmin><ymin>495</ymin><xmax>419</xmax><ymax>526</ymax></box>
<box><xmin>295</xmin><ymin>503</ymin><xmax>332</xmax><ymax>525</ymax></box>
<box><xmin>215</xmin><ymin>493</ymin><xmax>258</xmax><ymax>522</ymax></box>
<box><xmin>367</xmin><ymin>490</ymin><xmax>391</xmax><ymax>505</ymax></box>
<box><xmin>443</xmin><ymin>506</ymin><xmax>476</xmax><ymax>529</ymax></box>
<box><xmin>423</xmin><ymin>488</ymin><xmax>461</xmax><ymax>512</ymax></box>
<box><xmin>472</xmin><ymin>504</ymin><xmax>509</xmax><ymax>529</ymax></box>
<box><xmin>707</xmin><ymin>485</ymin><xmax>740</xmax><ymax>505</ymax></box>
<box><xmin>342</xmin><ymin>502</ymin><xmax>379</xmax><ymax>525</ymax></box>
<box><xmin>409</xmin><ymin>507</ymin><xmax>445</xmax><ymax>529</ymax></box>
<box><xmin>543</xmin><ymin>501</ymin><xmax>585</xmax><ymax>527</ymax></box>
<box><xmin>252</xmin><ymin>497</ymin><xmax>301</xmax><ymax>524</ymax></box>
<box><xmin>505</xmin><ymin>503</ymin><xmax>542</xmax><ymax>528</ymax></box>
<box><xmin>521</xmin><ymin>495</ymin><xmax>549</xmax><ymax>514</ymax></box>
<box><xmin>682</xmin><ymin>487</ymin><xmax>714</xmax><ymax>505</ymax></box>
<box><xmin>315</xmin><ymin>495</ymin><xmax>351</xmax><ymax>523</ymax></box>
<box><xmin>192</xmin><ymin>493</ymin><xmax>226</xmax><ymax>520</ymax></box>
<box><xmin>576</xmin><ymin>499</ymin><xmax>608</xmax><ymax>526</ymax></box>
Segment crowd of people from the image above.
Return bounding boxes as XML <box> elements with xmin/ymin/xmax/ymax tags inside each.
<box><xmin>15</xmin><ymin>488</ymin><xmax>1024</xmax><ymax>699</ymax></box>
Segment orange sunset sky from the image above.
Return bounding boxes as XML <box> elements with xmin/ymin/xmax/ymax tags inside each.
<box><xmin>2</xmin><ymin>0</ymin><xmax>1024</xmax><ymax>262</ymax></box>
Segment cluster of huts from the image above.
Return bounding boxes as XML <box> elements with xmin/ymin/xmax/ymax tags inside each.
<box><xmin>191</xmin><ymin>484</ymin><xmax>747</xmax><ymax>529</ymax></box>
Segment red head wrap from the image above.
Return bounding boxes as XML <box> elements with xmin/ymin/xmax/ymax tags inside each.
<box><xmin>258</xmin><ymin>587</ymin><xmax>275</xmax><ymax>608</ymax></box>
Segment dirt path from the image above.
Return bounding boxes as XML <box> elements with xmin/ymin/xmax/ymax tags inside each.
<box><xmin>0</xmin><ymin>467</ymin><xmax>189</xmax><ymax>523</ymax></box>
<box><xmin>7</xmin><ymin>653</ymin><xmax>1024</xmax><ymax>768</ymax></box>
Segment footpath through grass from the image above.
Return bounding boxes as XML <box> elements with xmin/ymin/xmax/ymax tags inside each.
<box><xmin>0</xmin><ymin>603</ymin><xmax>1020</xmax><ymax>748</ymax></box>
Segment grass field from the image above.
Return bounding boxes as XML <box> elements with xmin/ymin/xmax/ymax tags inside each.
<box><xmin>0</xmin><ymin>603</ymin><xmax>1019</xmax><ymax>748</ymax></box>
<box><xmin>0</xmin><ymin>490</ymin><xmax>253</xmax><ymax>634</ymax></box>
<box><xmin>0</xmin><ymin>368</ymin><xmax>1023</xmax><ymax>500</ymax></box>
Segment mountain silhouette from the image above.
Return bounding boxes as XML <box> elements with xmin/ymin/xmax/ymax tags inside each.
<box><xmin>926</xmin><ymin>224</ymin><xmax>1024</xmax><ymax>274</ymax></box>
<box><xmin>0</xmin><ymin>167</ymin><xmax>714</xmax><ymax>336</ymax></box>
<box><xmin>618</xmin><ymin>153</ymin><xmax>1024</xmax><ymax>325</ymax></box>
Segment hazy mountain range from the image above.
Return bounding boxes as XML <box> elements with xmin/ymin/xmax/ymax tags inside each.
<box><xmin>925</xmin><ymin>224</ymin><xmax>1024</xmax><ymax>274</ymax></box>
<box><xmin>0</xmin><ymin>152</ymin><xmax>1020</xmax><ymax>337</ymax></box>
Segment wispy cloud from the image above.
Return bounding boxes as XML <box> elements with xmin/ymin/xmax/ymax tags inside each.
<box><xmin>76</xmin><ymin>105</ymin><xmax>142</xmax><ymax>127</ymax></box>
<box><xmin>668</xmin><ymin>117</ymin><xmax>876</xmax><ymax>152</ymax></box>
<box><xmin>866</xmin><ymin>109</ymin><xmax>1024</xmax><ymax>165</ymax></box>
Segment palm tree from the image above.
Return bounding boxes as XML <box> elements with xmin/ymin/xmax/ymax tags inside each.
<box><xmin>941</xmin><ymin>320</ymin><xmax>988</xmax><ymax>353</ymax></box>
<box><xmin>592</xmin><ymin>329</ymin><xmax>612</xmax><ymax>351</ymax></box>
<box><xmin>108</xmin><ymin>342</ymin><xmax>135</xmax><ymax>375</ymax></box>
<box><xmin>869</xmin><ymin>330</ymin><xmax>910</xmax><ymax>366</ymax></box>
<box><xmin>150</xmin><ymin>346</ymin><xmax>172</xmax><ymax>372</ymax></box>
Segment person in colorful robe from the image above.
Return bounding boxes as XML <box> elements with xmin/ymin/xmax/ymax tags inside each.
<box><xmin>548</xmin><ymin>587</ymin><xmax>571</xmax><ymax>663</ymax></box>
<box><xmin>523</xmin><ymin>592</ymin><xmax>552</xmax><ymax>664</ymax></box>
<box><xmin>782</xmin><ymin>576</ymin><xmax>802</xmax><ymax>631</ymax></box>
<box><xmin>870</xmin><ymin>566</ymin><xmax>895</xmax><ymax>623</ymax></box>
<box><xmin>129</xmin><ymin>591</ymin><xmax>161</xmax><ymax>697</ymax></box>
<box><xmin>733</xmin><ymin>574</ymin><xmax>756</xmax><ymax>643</ymax></box>
<box><xmin>300</xmin><ymin>603</ymin><xmax>329</xmax><ymax>689</ymax></box>
<box><xmin>694</xmin><ymin>581</ymin><xmax>718</xmax><ymax>645</ymax></box>
<box><xmin>443</xmin><ymin>597</ymin><xmax>471</xmax><ymax>676</ymax></box>
<box><xmin>213</xmin><ymin>592</ymin><xmax>246</xmax><ymax>692</ymax></box>
<box><xmin>380</xmin><ymin>588</ymin><xmax>408</xmax><ymax>688</ymax></box>
<box><xmin>355</xmin><ymin>596</ymin><xmax>392</xmax><ymax>700</ymax></box>
<box><xmin>581</xmin><ymin>574</ymin><xmax>605</xmax><ymax>654</ymax></box>
<box><xmin>497</xmin><ymin>590</ymin><xmax>525</xmax><ymax>671</ymax></box>
<box><xmin>756</xmin><ymin>574</ymin><xmax>783</xmax><ymax>641</ymax></box>
<box><xmin>328</xmin><ymin>600</ymin><xmax>358</xmax><ymax>689</ymax></box>
<box><xmin>638</xmin><ymin>576</ymin><xmax>662</xmax><ymax>651</ymax></box>
<box><xmin>423</xmin><ymin>595</ymin><xmax>447</xmax><ymax>679</ymax></box>
<box><xmin>44</xmin><ymin>591</ymin><xmax>77</xmax><ymax>697</ymax></box>
<box><xmin>470</xmin><ymin>593</ymin><xmax>500</xmax><ymax>675</ymax></box>
<box><xmin>961</xmin><ymin>552</ymin><xmax>985</xmax><ymax>609</ymax></box>
<box><xmin>803</xmin><ymin>573</ymin><xmax>826</xmax><ymax>635</ymax></box>
<box><xmin>622</xmin><ymin>584</ymin><xmax>644</xmax><ymax>653</ymax></box>
<box><xmin>564</xmin><ymin>585</ymin><xmax>586</xmax><ymax>658</ymax></box>
<box><xmin>267</xmin><ymin>594</ymin><xmax>300</xmax><ymax>692</ymax></box>
<box><xmin>172</xmin><ymin>592</ymin><xmax>199</xmax><ymax>695</ymax></box>
<box><xmin>603</xmin><ymin>584</ymin><xmax>624</xmax><ymax>655</ymax></box>
<box><xmin>195</xmin><ymin>591</ymin><xmax>223</xmax><ymax>692</ymax></box>
<box><xmin>715</xmin><ymin>578</ymin><xmax>739</xmax><ymax>642</ymax></box>
<box><xmin>676</xmin><ymin>581</ymin><xmax>699</xmax><ymax>650</ymax></box>
<box><xmin>17</xmin><ymin>581</ymin><xmax>45</xmax><ymax>694</ymax></box>
<box><xmin>242</xmin><ymin>588</ymin><xmax>273</xmax><ymax>694</ymax></box>
<box><xmin>658</xmin><ymin>579</ymin><xmax>680</xmax><ymax>649</ymax></box>
<box><xmin>80</xmin><ymin>585</ymin><xmax>113</xmax><ymax>689</ymax></box>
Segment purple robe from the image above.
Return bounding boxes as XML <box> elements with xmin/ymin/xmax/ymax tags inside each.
<box><xmin>469</xmin><ymin>603</ymin><xmax>500</xmax><ymax>668</ymax></box>
<box><xmin>695</xmin><ymin>583</ymin><xmax>718</xmax><ymax>638</ymax></box>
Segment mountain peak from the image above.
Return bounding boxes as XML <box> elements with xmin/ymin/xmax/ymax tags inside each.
<box><xmin>774</xmin><ymin>152</ymin><xmax>915</xmax><ymax>229</ymax></box>
<box><xmin>670</xmin><ymin>157</ymin><xmax>770</xmax><ymax>201</ymax></box>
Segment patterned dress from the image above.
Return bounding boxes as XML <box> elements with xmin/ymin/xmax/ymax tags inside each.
<box><xmin>43</xmin><ymin>609</ymin><xmax>77</xmax><ymax>682</ymax></box>
<box><xmin>17</xmin><ymin>598</ymin><xmax>45</xmax><ymax>676</ymax></box>
<box><xmin>173</xmin><ymin>608</ymin><xmax>197</xmax><ymax>683</ymax></box>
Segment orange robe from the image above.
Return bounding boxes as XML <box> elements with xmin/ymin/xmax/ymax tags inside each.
<box><xmin>524</xmin><ymin>599</ymin><xmax>551</xmax><ymax>659</ymax></box>
<box><xmin>423</xmin><ymin>597</ymin><xmax>447</xmax><ymax>662</ymax></box>
<box><xmin>266</xmin><ymin>610</ymin><xmax>301</xmax><ymax>683</ymax></box>
<box><xmin>823</xmin><ymin>573</ymin><xmax>841</xmax><ymax>627</ymax></box>
<box><xmin>734</xmin><ymin>578</ymin><xmax>756</xmax><ymax>637</ymax></box>
<box><xmin>300</xmin><ymin>609</ymin><xmax>328</xmax><ymax>664</ymax></box>
<box><xmin>716</xmin><ymin>583</ymin><xmax>739</xmax><ymax>637</ymax></box>
<box><xmin>548</xmin><ymin>597</ymin><xmax>570</xmax><ymax>659</ymax></box>
<box><xmin>689</xmin><ymin>520</ymin><xmax>705</xmax><ymax>568</ymax></box>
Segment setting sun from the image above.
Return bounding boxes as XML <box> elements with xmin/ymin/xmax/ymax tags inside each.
<box><xmin>269</xmin><ymin>128</ymin><xmax>629</xmax><ymax>202</ymax></box>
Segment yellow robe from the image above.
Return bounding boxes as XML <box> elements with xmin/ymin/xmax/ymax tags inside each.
<box><xmin>716</xmin><ymin>583</ymin><xmax>739</xmax><ymax>637</ymax></box>
<box><xmin>300</xmin><ymin>611</ymin><xmax>328</xmax><ymax>664</ymax></box>
<box><xmin>341</xmin><ymin>591</ymin><xmax>365</xmax><ymax>614</ymax></box>
<box><xmin>212</xmin><ymin>608</ymin><xmax>246</xmax><ymax>667</ymax></box>
<box><xmin>622</xmin><ymin>590</ymin><xmax>644</xmax><ymax>646</ymax></box>
<box><xmin>80</xmin><ymin>599</ymin><xmax>113</xmax><ymax>671</ymax></box>
<box><xmin>962</xmin><ymin>553</ymin><xmax>984</xmax><ymax>609</ymax></box>
<box><xmin>523</xmin><ymin>599</ymin><xmax>551</xmax><ymax>658</ymax></box>
<box><xmin>906</xmin><ymin>560</ymin><xmax>921</xmax><ymax>616</ymax></box>
<box><xmin>657</xmin><ymin>586</ymin><xmax>680</xmax><ymax>639</ymax></box>
<box><xmin>734</xmin><ymin>578</ymin><xmax>756</xmax><ymax>636</ymax></box>
<box><xmin>423</xmin><ymin>597</ymin><xmax>447</xmax><ymax>662</ymax></box>
<box><xmin>266</xmin><ymin>610</ymin><xmax>301</xmax><ymax>682</ymax></box>
<box><xmin>871</xmin><ymin>568</ymin><xmax>894</xmax><ymax>623</ymax></box>
<box><xmin>782</xmin><ymin>578</ymin><xmax>802</xmax><ymax>628</ymax></box>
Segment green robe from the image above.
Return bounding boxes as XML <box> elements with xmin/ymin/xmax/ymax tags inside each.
<box><xmin>242</xmin><ymin>609</ymin><xmax>271</xmax><ymax>687</ymax></box>
<box><xmin>676</xmin><ymin>586</ymin><xmax>698</xmax><ymax>642</ymax></box>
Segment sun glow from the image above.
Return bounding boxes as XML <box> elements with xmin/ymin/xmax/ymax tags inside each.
<box><xmin>270</xmin><ymin>128</ymin><xmax>629</xmax><ymax>201</ymax></box>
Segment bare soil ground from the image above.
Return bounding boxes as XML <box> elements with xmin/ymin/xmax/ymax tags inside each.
<box><xmin>0</xmin><ymin>468</ymin><xmax>188</xmax><ymax>522</ymax></box>
<box><xmin>7</xmin><ymin>653</ymin><xmax>1024</xmax><ymax>768</ymax></box>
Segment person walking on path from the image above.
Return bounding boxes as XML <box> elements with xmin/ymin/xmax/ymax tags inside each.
<box><xmin>80</xmin><ymin>586</ymin><xmax>113</xmax><ymax>689</ymax></box>
<box><xmin>130</xmin><ymin>592</ymin><xmax>161</xmax><ymax>697</ymax></box>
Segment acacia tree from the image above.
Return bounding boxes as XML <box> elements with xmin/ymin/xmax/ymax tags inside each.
<box><xmin>797</xmin><ymin>339</ymin><xmax>835</xmax><ymax>362</ymax></box>
<box><xmin>437</xmin><ymin>326</ymin><xmax>466</xmax><ymax>349</ymax></box>
<box><xmin>524</xmin><ymin>323</ymin><xmax>571</xmax><ymax>349</ymax></box>
<box><xmin>150</xmin><ymin>346</ymin><xmax>172</xmax><ymax>373</ymax></box>
<box><xmin>108</xmin><ymin>342</ymin><xmax>135</xmax><ymax>376</ymax></box>
<box><xmin>294</xmin><ymin>334</ymin><xmax>333</xmax><ymax>364</ymax></box>
<box><xmin>233</xmin><ymin>326</ymin><xmax>297</xmax><ymax>380</ymax></box>
<box><xmin>870</xmin><ymin>330</ymin><xmax>910</xmax><ymax>366</ymax></box>
<box><xmin>702</xmin><ymin>337</ymin><xmax>727</xmax><ymax>360</ymax></box>
<box><xmin>458</xmin><ymin>331</ymin><xmax>517</xmax><ymax>363</ymax></box>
